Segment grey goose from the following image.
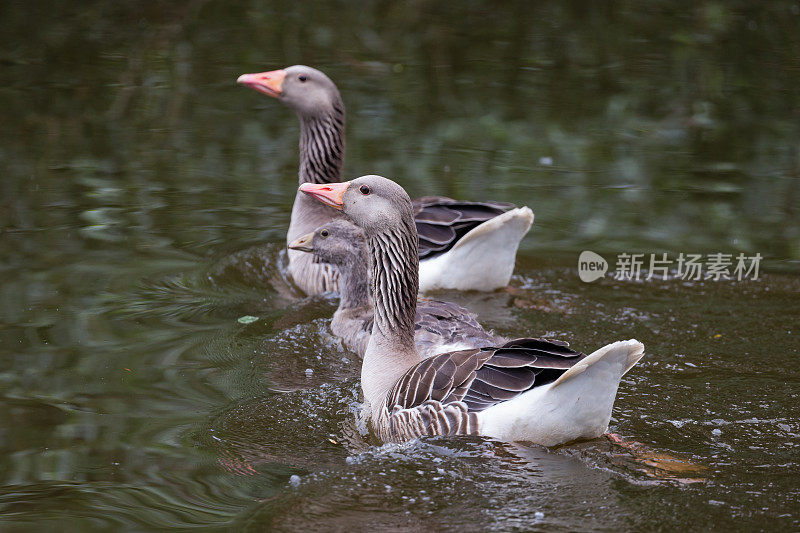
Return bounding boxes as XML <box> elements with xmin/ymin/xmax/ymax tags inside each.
<box><xmin>238</xmin><ymin>65</ymin><xmax>533</xmax><ymax>295</ymax></box>
<box><xmin>298</xmin><ymin>176</ymin><xmax>644</xmax><ymax>446</ymax></box>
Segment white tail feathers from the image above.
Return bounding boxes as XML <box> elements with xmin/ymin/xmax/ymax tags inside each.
<box><xmin>450</xmin><ymin>206</ymin><xmax>534</xmax><ymax>254</ymax></box>
<box><xmin>418</xmin><ymin>207</ymin><xmax>534</xmax><ymax>292</ymax></box>
<box><xmin>477</xmin><ymin>339</ymin><xmax>644</xmax><ymax>445</ymax></box>
<box><xmin>551</xmin><ymin>339</ymin><xmax>645</xmax><ymax>388</ymax></box>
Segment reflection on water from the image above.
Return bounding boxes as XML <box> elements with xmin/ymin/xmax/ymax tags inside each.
<box><xmin>1</xmin><ymin>0</ymin><xmax>800</xmax><ymax>530</ymax></box>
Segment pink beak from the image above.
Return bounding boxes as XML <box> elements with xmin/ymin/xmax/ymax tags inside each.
<box><xmin>237</xmin><ymin>69</ymin><xmax>287</xmax><ymax>97</ymax></box>
<box><xmin>299</xmin><ymin>182</ymin><xmax>349</xmax><ymax>210</ymax></box>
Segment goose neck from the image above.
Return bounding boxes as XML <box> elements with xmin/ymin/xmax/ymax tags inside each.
<box><xmin>359</xmin><ymin>190</ymin><xmax>421</xmax><ymax>411</ymax></box>
<box><xmin>336</xmin><ymin>246</ymin><xmax>371</xmax><ymax>312</ymax></box>
<box><xmin>298</xmin><ymin>102</ymin><xmax>345</xmax><ymax>185</ymax></box>
<box><xmin>366</xmin><ymin>222</ymin><xmax>419</xmax><ymax>353</ymax></box>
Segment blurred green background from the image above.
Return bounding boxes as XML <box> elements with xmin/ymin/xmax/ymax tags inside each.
<box><xmin>1</xmin><ymin>1</ymin><xmax>799</xmax><ymax>530</ymax></box>
<box><xmin>2</xmin><ymin>0</ymin><xmax>799</xmax><ymax>263</ymax></box>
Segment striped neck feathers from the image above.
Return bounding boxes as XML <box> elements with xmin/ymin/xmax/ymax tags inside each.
<box><xmin>367</xmin><ymin>218</ymin><xmax>419</xmax><ymax>352</ymax></box>
<box><xmin>298</xmin><ymin>100</ymin><xmax>345</xmax><ymax>185</ymax></box>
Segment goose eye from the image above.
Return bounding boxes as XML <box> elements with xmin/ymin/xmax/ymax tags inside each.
<box><xmin>320</xmin><ymin>229</ymin><xmax>329</xmax><ymax>237</ymax></box>
<box><xmin>298</xmin><ymin>75</ymin><xmax>308</xmax><ymax>82</ymax></box>
<box><xmin>359</xmin><ymin>185</ymin><xmax>371</xmax><ymax>195</ymax></box>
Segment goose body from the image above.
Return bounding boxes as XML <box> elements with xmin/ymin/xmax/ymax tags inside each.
<box><xmin>288</xmin><ymin>220</ymin><xmax>500</xmax><ymax>358</ymax></box>
<box><xmin>299</xmin><ymin>176</ymin><xmax>645</xmax><ymax>446</ymax></box>
<box><xmin>417</xmin><ymin>205</ymin><xmax>534</xmax><ymax>292</ymax></box>
<box><xmin>476</xmin><ymin>339</ymin><xmax>643</xmax><ymax>445</ymax></box>
<box><xmin>238</xmin><ymin>65</ymin><xmax>533</xmax><ymax>294</ymax></box>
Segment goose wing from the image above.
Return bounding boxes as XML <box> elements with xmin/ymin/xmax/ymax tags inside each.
<box><xmin>412</xmin><ymin>196</ymin><xmax>516</xmax><ymax>259</ymax></box>
<box><xmin>413</xmin><ymin>299</ymin><xmax>499</xmax><ymax>358</ymax></box>
<box><xmin>380</xmin><ymin>338</ymin><xmax>586</xmax><ymax>441</ymax></box>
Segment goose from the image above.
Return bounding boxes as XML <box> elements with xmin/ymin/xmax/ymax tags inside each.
<box><xmin>237</xmin><ymin>65</ymin><xmax>534</xmax><ymax>295</ymax></box>
<box><xmin>298</xmin><ymin>175</ymin><xmax>644</xmax><ymax>446</ymax></box>
<box><xmin>287</xmin><ymin>219</ymin><xmax>501</xmax><ymax>358</ymax></box>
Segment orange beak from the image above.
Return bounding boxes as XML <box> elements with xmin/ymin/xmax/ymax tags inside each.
<box><xmin>299</xmin><ymin>182</ymin><xmax>348</xmax><ymax>210</ymax></box>
<box><xmin>237</xmin><ymin>69</ymin><xmax>287</xmax><ymax>97</ymax></box>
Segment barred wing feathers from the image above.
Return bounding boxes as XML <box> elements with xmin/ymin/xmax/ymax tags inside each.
<box><xmin>412</xmin><ymin>196</ymin><xmax>516</xmax><ymax>259</ymax></box>
<box><xmin>379</xmin><ymin>338</ymin><xmax>586</xmax><ymax>442</ymax></box>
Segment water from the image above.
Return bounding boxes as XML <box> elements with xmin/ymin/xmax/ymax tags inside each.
<box><xmin>2</xmin><ymin>1</ymin><xmax>800</xmax><ymax>530</ymax></box>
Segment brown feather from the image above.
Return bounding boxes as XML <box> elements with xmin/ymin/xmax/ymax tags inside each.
<box><xmin>379</xmin><ymin>337</ymin><xmax>588</xmax><ymax>442</ymax></box>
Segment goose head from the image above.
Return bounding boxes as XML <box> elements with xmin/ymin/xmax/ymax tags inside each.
<box><xmin>237</xmin><ymin>65</ymin><xmax>341</xmax><ymax>118</ymax></box>
<box><xmin>288</xmin><ymin>219</ymin><xmax>366</xmax><ymax>268</ymax></box>
<box><xmin>299</xmin><ymin>175</ymin><xmax>415</xmax><ymax>237</ymax></box>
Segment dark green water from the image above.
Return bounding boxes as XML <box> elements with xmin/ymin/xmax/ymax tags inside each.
<box><xmin>2</xmin><ymin>1</ymin><xmax>800</xmax><ymax>530</ymax></box>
